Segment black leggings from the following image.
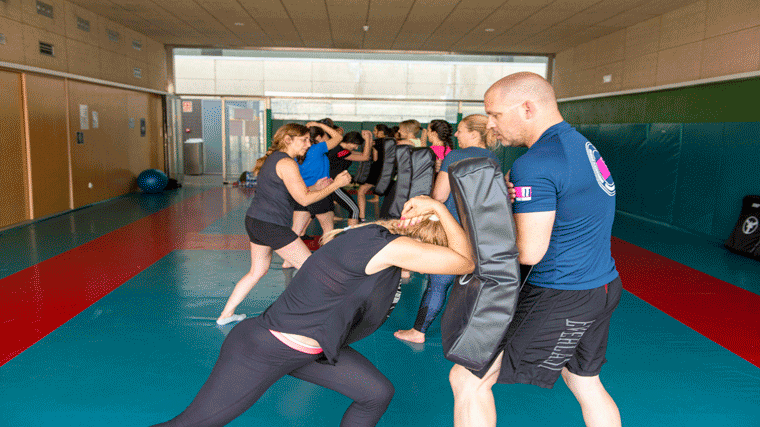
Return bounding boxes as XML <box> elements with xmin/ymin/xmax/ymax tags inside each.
<box><xmin>153</xmin><ymin>320</ymin><xmax>394</xmax><ymax>427</ymax></box>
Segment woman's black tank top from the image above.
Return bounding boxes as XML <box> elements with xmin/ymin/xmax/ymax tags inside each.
<box><xmin>246</xmin><ymin>151</ymin><xmax>293</xmax><ymax>227</ymax></box>
<box><xmin>255</xmin><ymin>224</ymin><xmax>402</xmax><ymax>364</ymax></box>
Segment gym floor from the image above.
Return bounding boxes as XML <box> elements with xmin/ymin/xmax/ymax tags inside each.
<box><xmin>1</xmin><ymin>186</ymin><xmax>758</xmax><ymax>426</ymax></box>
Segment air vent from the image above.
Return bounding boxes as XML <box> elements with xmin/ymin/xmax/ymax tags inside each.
<box><xmin>39</xmin><ymin>41</ymin><xmax>54</xmax><ymax>57</ymax></box>
<box><xmin>0</xmin><ymin>34</ymin><xmax>6</xmax><ymax>45</ymax></box>
<box><xmin>106</xmin><ymin>29</ymin><xmax>119</xmax><ymax>43</ymax></box>
<box><xmin>132</xmin><ymin>40</ymin><xmax>142</xmax><ymax>51</ymax></box>
<box><xmin>133</xmin><ymin>68</ymin><xmax>142</xmax><ymax>79</ymax></box>
<box><xmin>77</xmin><ymin>17</ymin><xmax>90</xmax><ymax>32</ymax></box>
<box><xmin>36</xmin><ymin>1</ymin><xmax>54</xmax><ymax>19</ymax></box>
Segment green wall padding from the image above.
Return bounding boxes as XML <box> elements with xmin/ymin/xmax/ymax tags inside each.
<box><xmin>574</xmin><ymin>121</ymin><xmax>760</xmax><ymax>241</ymax></box>
<box><xmin>714</xmin><ymin>122</ymin><xmax>760</xmax><ymax>237</ymax></box>
<box><xmin>560</xmin><ymin>76</ymin><xmax>760</xmax><ymax>241</ymax></box>
<box><xmin>673</xmin><ymin>123</ymin><xmax>723</xmax><ymax>234</ymax></box>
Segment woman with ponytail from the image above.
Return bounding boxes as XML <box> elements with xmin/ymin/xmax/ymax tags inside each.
<box><xmin>153</xmin><ymin>196</ymin><xmax>474</xmax><ymax>427</ymax></box>
<box><xmin>217</xmin><ymin>123</ymin><xmax>352</xmax><ymax>326</ymax></box>
<box><xmin>422</xmin><ymin>119</ymin><xmax>455</xmax><ymax>172</ymax></box>
<box><xmin>394</xmin><ymin>114</ymin><xmax>500</xmax><ymax>344</ymax></box>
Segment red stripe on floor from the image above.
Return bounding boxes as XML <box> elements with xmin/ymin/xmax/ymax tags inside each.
<box><xmin>0</xmin><ymin>188</ymin><xmax>247</xmax><ymax>366</ymax></box>
<box><xmin>612</xmin><ymin>237</ymin><xmax>760</xmax><ymax>368</ymax></box>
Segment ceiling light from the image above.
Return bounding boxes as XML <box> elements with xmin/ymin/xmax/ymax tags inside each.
<box><xmin>363</xmin><ymin>25</ymin><xmax>370</xmax><ymax>31</ymax></box>
<box><xmin>485</xmin><ymin>28</ymin><xmax>495</xmax><ymax>32</ymax></box>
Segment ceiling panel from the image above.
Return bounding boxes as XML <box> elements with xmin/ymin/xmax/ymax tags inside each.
<box><xmin>68</xmin><ymin>0</ymin><xmax>707</xmax><ymax>56</ymax></box>
<box><xmin>281</xmin><ymin>0</ymin><xmax>330</xmax><ymax>48</ymax></box>
<box><xmin>393</xmin><ymin>0</ymin><xmax>459</xmax><ymax>40</ymax></box>
<box><xmin>238</xmin><ymin>1</ymin><xmax>301</xmax><ymax>44</ymax></box>
<box><xmin>329</xmin><ymin>3</ymin><xmax>370</xmax><ymax>50</ymax></box>
<box><xmin>595</xmin><ymin>9</ymin><xmax>658</xmax><ymax>27</ymax></box>
<box><xmin>634</xmin><ymin>0</ymin><xmax>700</xmax><ymax>15</ymax></box>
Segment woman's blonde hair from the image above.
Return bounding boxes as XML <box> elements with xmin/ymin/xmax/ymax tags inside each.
<box><xmin>320</xmin><ymin>215</ymin><xmax>447</xmax><ymax>247</ymax></box>
<box><xmin>253</xmin><ymin>123</ymin><xmax>309</xmax><ymax>175</ymax></box>
<box><xmin>460</xmin><ymin>114</ymin><xmax>497</xmax><ymax>149</ymax></box>
<box><xmin>399</xmin><ymin>119</ymin><xmax>422</xmax><ymax>138</ymax></box>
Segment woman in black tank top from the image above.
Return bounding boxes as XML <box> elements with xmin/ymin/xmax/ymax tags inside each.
<box><xmin>153</xmin><ymin>197</ymin><xmax>474</xmax><ymax>427</ymax></box>
<box><xmin>216</xmin><ymin>123</ymin><xmax>352</xmax><ymax>326</ymax></box>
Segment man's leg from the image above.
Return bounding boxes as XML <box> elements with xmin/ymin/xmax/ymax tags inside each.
<box><xmin>561</xmin><ymin>368</ymin><xmax>621</xmax><ymax>427</ymax></box>
<box><xmin>449</xmin><ymin>352</ymin><xmax>504</xmax><ymax>427</ymax></box>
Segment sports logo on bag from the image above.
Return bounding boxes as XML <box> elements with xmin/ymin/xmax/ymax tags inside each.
<box><xmin>743</xmin><ymin>216</ymin><xmax>759</xmax><ymax>234</ymax></box>
<box><xmin>585</xmin><ymin>142</ymin><xmax>615</xmax><ymax>196</ymax></box>
<box><xmin>515</xmin><ymin>186</ymin><xmax>532</xmax><ymax>201</ymax></box>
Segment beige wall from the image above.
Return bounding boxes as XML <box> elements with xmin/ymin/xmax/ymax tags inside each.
<box><xmin>68</xmin><ymin>80</ymin><xmax>164</xmax><ymax>209</ymax></box>
<box><xmin>0</xmin><ymin>70</ymin><xmax>29</xmax><ymax>229</ymax></box>
<box><xmin>25</xmin><ymin>73</ymin><xmax>71</xmax><ymax>218</ymax></box>
<box><xmin>553</xmin><ymin>0</ymin><xmax>760</xmax><ymax>98</ymax></box>
<box><xmin>0</xmin><ymin>0</ymin><xmax>167</xmax><ymax>91</ymax></box>
<box><xmin>0</xmin><ymin>0</ymin><xmax>168</xmax><ymax>228</ymax></box>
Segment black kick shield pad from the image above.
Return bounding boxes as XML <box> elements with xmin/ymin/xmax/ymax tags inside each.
<box><xmin>373</xmin><ymin>138</ymin><xmax>397</xmax><ymax>196</ymax></box>
<box><xmin>440</xmin><ymin>157</ymin><xmax>523</xmax><ymax>371</ymax></box>
<box><xmin>387</xmin><ymin>145</ymin><xmax>413</xmax><ymax>218</ymax></box>
<box><xmin>408</xmin><ymin>147</ymin><xmax>436</xmax><ymax>199</ymax></box>
<box><xmin>353</xmin><ymin>160</ymin><xmax>371</xmax><ymax>184</ymax></box>
<box><xmin>386</xmin><ymin>146</ymin><xmax>436</xmax><ymax>218</ymax></box>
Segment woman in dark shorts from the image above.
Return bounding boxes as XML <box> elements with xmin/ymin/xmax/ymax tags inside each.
<box><xmin>216</xmin><ymin>123</ymin><xmax>351</xmax><ymax>325</ymax></box>
<box><xmin>153</xmin><ymin>196</ymin><xmax>475</xmax><ymax>427</ymax></box>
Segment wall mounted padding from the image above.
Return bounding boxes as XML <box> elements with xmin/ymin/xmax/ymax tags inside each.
<box><xmin>373</xmin><ymin>138</ymin><xmax>397</xmax><ymax>196</ymax></box>
<box><xmin>441</xmin><ymin>157</ymin><xmax>522</xmax><ymax>371</ymax></box>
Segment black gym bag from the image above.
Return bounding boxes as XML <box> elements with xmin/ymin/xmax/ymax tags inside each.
<box><xmin>440</xmin><ymin>157</ymin><xmax>525</xmax><ymax>371</ymax></box>
<box><xmin>724</xmin><ymin>195</ymin><xmax>760</xmax><ymax>260</ymax></box>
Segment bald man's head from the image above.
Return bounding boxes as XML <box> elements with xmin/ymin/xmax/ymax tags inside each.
<box><xmin>483</xmin><ymin>72</ymin><xmax>564</xmax><ymax>148</ymax></box>
<box><xmin>485</xmin><ymin>72</ymin><xmax>557</xmax><ymax>108</ymax></box>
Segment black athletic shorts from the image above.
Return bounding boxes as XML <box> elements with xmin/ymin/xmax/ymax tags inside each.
<box><xmin>292</xmin><ymin>196</ymin><xmax>333</xmax><ymax>216</ymax></box>
<box><xmin>244</xmin><ymin>216</ymin><xmax>298</xmax><ymax>250</ymax></box>
<box><xmin>473</xmin><ymin>275</ymin><xmax>622</xmax><ymax>389</ymax></box>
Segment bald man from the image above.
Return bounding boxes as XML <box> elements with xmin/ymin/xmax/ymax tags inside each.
<box><xmin>449</xmin><ymin>72</ymin><xmax>622</xmax><ymax>427</ymax></box>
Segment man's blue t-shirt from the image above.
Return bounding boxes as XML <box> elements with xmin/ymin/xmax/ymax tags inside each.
<box><xmin>299</xmin><ymin>142</ymin><xmax>330</xmax><ymax>187</ymax></box>
<box><xmin>510</xmin><ymin>121</ymin><xmax>618</xmax><ymax>290</ymax></box>
<box><xmin>440</xmin><ymin>147</ymin><xmax>499</xmax><ymax>223</ymax></box>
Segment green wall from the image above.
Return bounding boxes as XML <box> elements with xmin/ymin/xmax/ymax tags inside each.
<box><xmin>560</xmin><ymin>77</ymin><xmax>760</xmax><ymax>124</ymax></box>
<box><xmin>560</xmin><ymin>77</ymin><xmax>760</xmax><ymax>241</ymax></box>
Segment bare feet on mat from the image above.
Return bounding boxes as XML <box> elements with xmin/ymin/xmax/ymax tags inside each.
<box><xmin>216</xmin><ymin>313</ymin><xmax>246</xmax><ymax>326</ymax></box>
<box><xmin>394</xmin><ymin>328</ymin><xmax>425</xmax><ymax>344</ymax></box>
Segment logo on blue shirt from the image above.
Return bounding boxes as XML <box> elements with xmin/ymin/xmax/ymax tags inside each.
<box><xmin>585</xmin><ymin>142</ymin><xmax>615</xmax><ymax>196</ymax></box>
